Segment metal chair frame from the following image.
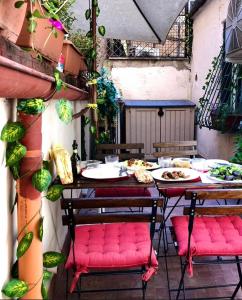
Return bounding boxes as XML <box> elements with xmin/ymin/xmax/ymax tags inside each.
<box><xmin>165</xmin><ymin>189</ymin><xmax>242</xmax><ymax>300</ymax></box>
<box><xmin>61</xmin><ymin>196</ymin><xmax>163</xmax><ymax>299</ymax></box>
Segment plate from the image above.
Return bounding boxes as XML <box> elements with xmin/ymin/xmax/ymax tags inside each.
<box><xmin>206</xmin><ymin>173</ymin><xmax>242</xmax><ymax>183</ymax></box>
<box><xmin>207</xmin><ymin>164</ymin><xmax>242</xmax><ymax>183</ymax></box>
<box><xmin>82</xmin><ymin>165</ymin><xmax>128</xmax><ymax>180</ymax></box>
<box><xmin>151</xmin><ymin>167</ymin><xmax>200</xmax><ymax>182</ymax></box>
<box><xmin>121</xmin><ymin>160</ymin><xmax>160</xmax><ymax>171</ymax></box>
<box><xmin>206</xmin><ymin>159</ymin><xmax>230</xmax><ymax>169</ymax></box>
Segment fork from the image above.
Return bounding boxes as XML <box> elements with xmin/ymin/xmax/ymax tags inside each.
<box><xmin>119</xmin><ymin>166</ymin><xmax>128</xmax><ymax>176</ymax></box>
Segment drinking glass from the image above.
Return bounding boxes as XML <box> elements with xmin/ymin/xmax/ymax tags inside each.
<box><xmin>158</xmin><ymin>157</ymin><xmax>172</xmax><ymax>168</ymax></box>
<box><xmin>105</xmin><ymin>155</ymin><xmax>119</xmax><ymax>165</ymax></box>
<box><xmin>191</xmin><ymin>158</ymin><xmax>207</xmax><ymax>172</ymax></box>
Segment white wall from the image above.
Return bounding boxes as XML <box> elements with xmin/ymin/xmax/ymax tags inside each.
<box><xmin>106</xmin><ymin>60</ymin><xmax>191</xmax><ymax>100</ymax></box>
<box><xmin>0</xmin><ymin>98</ymin><xmax>86</xmax><ymax>298</ymax></box>
<box><xmin>191</xmin><ymin>0</ymin><xmax>234</xmax><ymax>159</ymax></box>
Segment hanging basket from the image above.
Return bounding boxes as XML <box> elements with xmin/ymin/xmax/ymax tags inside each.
<box><xmin>225</xmin><ymin>0</ymin><xmax>242</xmax><ymax>63</ymax></box>
<box><xmin>16</xmin><ymin>1</ymin><xmax>66</xmax><ymax>62</ymax></box>
<box><xmin>0</xmin><ymin>0</ymin><xmax>27</xmax><ymax>43</ymax></box>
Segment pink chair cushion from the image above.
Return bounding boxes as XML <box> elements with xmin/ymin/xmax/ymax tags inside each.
<box><xmin>65</xmin><ymin>223</ymin><xmax>158</xmax><ymax>291</ymax></box>
<box><xmin>171</xmin><ymin>215</ymin><xmax>242</xmax><ymax>257</ymax></box>
<box><xmin>95</xmin><ymin>188</ymin><xmax>151</xmax><ymax>197</ymax></box>
<box><xmin>171</xmin><ymin>215</ymin><xmax>242</xmax><ymax>276</ymax></box>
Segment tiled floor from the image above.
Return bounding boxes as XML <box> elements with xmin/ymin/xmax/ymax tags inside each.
<box><xmin>53</xmin><ymin>191</ymin><xmax>242</xmax><ymax>300</ymax></box>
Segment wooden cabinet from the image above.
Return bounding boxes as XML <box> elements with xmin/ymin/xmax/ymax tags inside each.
<box><xmin>124</xmin><ymin>100</ymin><xmax>196</xmax><ymax>158</ymax></box>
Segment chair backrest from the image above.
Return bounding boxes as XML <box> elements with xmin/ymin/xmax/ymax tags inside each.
<box><xmin>95</xmin><ymin>143</ymin><xmax>145</xmax><ymax>161</ymax></box>
<box><xmin>153</xmin><ymin>141</ymin><xmax>197</xmax><ymax>158</ymax></box>
<box><xmin>61</xmin><ymin>196</ymin><xmax>163</xmax><ymax>240</ymax></box>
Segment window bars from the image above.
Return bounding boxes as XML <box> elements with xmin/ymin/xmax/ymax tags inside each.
<box><xmin>106</xmin><ymin>9</ymin><xmax>192</xmax><ymax>59</ymax></box>
<box><xmin>197</xmin><ymin>48</ymin><xmax>242</xmax><ymax>133</ymax></box>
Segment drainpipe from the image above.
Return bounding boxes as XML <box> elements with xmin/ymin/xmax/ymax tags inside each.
<box><xmin>17</xmin><ymin>112</ymin><xmax>42</xmax><ymax>299</ymax></box>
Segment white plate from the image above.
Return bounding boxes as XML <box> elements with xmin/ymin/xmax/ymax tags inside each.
<box><xmin>121</xmin><ymin>160</ymin><xmax>160</xmax><ymax>171</ymax></box>
<box><xmin>206</xmin><ymin>159</ymin><xmax>230</xmax><ymax>169</ymax></box>
<box><xmin>82</xmin><ymin>166</ymin><xmax>128</xmax><ymax>180</ymax></box>
<box><xmin>206</xmin><ymin>173</ymin><xmax>242</xmax><ymax>183</ymax></box>
<box><xmin>151</xmin><ymin>167</ymin><xmax>200</xmax><ymax>182</ymax></box>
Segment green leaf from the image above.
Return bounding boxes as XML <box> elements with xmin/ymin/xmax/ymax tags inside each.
<box><xmin>93</xmin><ymin>0</ymin><xmax>98</xmax><ymax>7</ymax></box>
<box><xmin>2</xmin><ymin>279</ymin><xmax>29</xmax><ymax>298</ymax></box>
<box><xmin>10</xmin><ymin>163</ymin><xmax>20</xmax><ymax>180</ymax></box>
<box><xmin>0</xmin><ymin>122</ymin><xmax>26</xmax><ymax>142</ymax></box>
<box><xmin>39</xmin><ymin>217</ymin><xmax>44</xmax><ymax>241</ymax></box>
<box><xmin>90</xmin><ymin>48</ymin><xmax>97</xmax><ymax>59</ymax></box>
<box><xmin>32</xmin><ymin>168</ymin><xmax>52</xmax><ymax>192</ymax></box>
<box><xmin>85</xmin><ymin>9</ymin><xmax>91</xmax><ymax>20</ymax></box>
<box><xmin>43</xmin><ymin>252</ymin><xmax>66</xmax><ymax>268</ymax></box>
<box><xmin>98</xmin><ymin>25</ymin><xmax>106</xmax><ymax>37</ymax></box>
<box><xmin>43</xmin><ymin>160</ymin><xmax>51</xmax><ymax>171</ymax></box>
<box><xmin>32</xmin><ymin>9</ymin><xmax>45</xmax><ymax>18</ymax></box>
<box><xmin>46</xmin><ymin>185</ymin><xmax>64</xmax><ymax>202</ymax></box>
<box><xmin>17</xmin><ymin>232</ymin><xmax>33</xmax><ymax>258</ymax></box>
<box><xmin>43</xmin><ymin>270</ymin><xmax>53</xmax><ymax>281</ymax></box>
<box><xmin>90</xmin><ymin>125</ymin><xmax>96</xmax><ymax>135</ymax></box>
<box><xmin>6</xmin><ymin>142</ymin><xmax>27</xmax><ymax>167</ymax></box>
<box><xmin>86</xmin><ymin>31</ymin><xmax>92</xmax><ymax>38</ymax></box>
<box><xmin>14</xmin><ymin>1</ymin><xmax>25</xmax><ymax>8</ymax></box>
<box><xmin>11</xmin><ymin>261</ymin><xmax>18</xmax><ymax>279</ymax></box>
<box><xmin>96</xmin><ymin>6</ymin><xmax>100</xmax><ymax>17</ymax></box>
<box><xmin>28</xmin><ymin>18</ymin><xmax>37</xmax><ymax>33</ymax></box>
<box><xmin>55</xmin><ymin>99</ymin><xmax>73</xmax><ymax>124</ymax></box>
<box><xmin>41</xmin><ymin>280</ymin><xmax>48</xmax><ymax>300</ymax></box>
<box><xmin>17</xmin><ymin>98</ymin><xmax>45</xmax><ymax>115</ymax></box>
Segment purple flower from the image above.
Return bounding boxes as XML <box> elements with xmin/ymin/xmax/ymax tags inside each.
<box><xmin>49</xmin><ymin>19</ymin><xmax>63</xmax><ymax>31</ymax></box>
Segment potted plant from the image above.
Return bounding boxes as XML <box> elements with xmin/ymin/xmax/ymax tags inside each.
<box><xmin>16</xmin><ymin>0</ymin><xmax>70</xmax><ymax>62</ymax></box>
<box><xmin>62</xmin><ymin>40</ymin><xmax>87</xmax><ymax>76</ymax></box>
<box><xmin>0</xmin><ymin>0</ymin><xmax>27</xmax><ymax>43</ymax></box>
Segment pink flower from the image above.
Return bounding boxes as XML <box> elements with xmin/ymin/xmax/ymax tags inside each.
<box><xmin>49</xmin><ymin>19</ymin><xmax>63</xmax><ymax>31</ymax></box>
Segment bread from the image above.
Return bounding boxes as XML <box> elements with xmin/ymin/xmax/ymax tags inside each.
<box><xmin>134</xmin><ymin>169</ymin><xmax>154</xmax><ymax>183</ymax></box>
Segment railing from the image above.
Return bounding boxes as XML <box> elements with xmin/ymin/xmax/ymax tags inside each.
<box><xmin>197</xmin><ymin>48</ymin><xmax>242</xmax><ymax>133</ymax></box>
<box><xmin>106</xmin><ymin>9</ymin><xmax>192</xmax><ymax>59</ymax></box>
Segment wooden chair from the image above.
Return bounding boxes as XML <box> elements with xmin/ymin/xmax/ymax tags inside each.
<box><xmin>95</xmin><ymin>143</ymin><xmax>150</xmax><ymax>200</ymax></box>
<box><xmin>167</xmin><ymin>189</ymin><xmax>242</xmax><ymax>300</ymax></box>
<box><xmin>95</xmin><ymin>143</ymin><xmax>144</xmax><ymax>161</ymax></box>
<box><xmin>61</xmin><ymin>196</ymin><xmax>163</xmax><ymax>299</ymax></box>
<box><xmin>153</xmin><ymin>140</ymin><xmax>197</xmax><ymax>158</ymax></box>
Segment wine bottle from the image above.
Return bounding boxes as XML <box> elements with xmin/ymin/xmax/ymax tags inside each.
<box><xmin>71</xmin><ymin>140</ymin><xmax>81</xmax><ymax>179</ymax></box>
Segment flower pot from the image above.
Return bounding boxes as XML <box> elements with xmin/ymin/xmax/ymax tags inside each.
<box><xmin>62</xmin><ymin>40</ymin><xmax>87</xmax><ymax>76</ymax></box>
<box><xmin>16</xmin><ymin>1</ymin><xmax>66</xmax><ymax>62</ymax></box>
<box><xmin>210</xmin><ymin>112</ymin><xmax>242</xmax><ymax>132</ymax></box>
<box><xmin>0</xmin><ymin>0</ymin><xmax>27</xmax><ymax>43</ymax></box>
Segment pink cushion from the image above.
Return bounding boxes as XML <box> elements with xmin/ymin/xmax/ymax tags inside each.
<box><xmin>95</xmin><ymin>188</ymin><xmax>151</xmax><ymax>197</ymax></box>
<box><xmin>171</xmin><ymin>215</ymin><xmax>242</xmax><ymax>257</ymax></box>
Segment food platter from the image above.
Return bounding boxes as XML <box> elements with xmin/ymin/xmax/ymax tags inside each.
<box><xmin>121</xmin><ymin>159</ymin><xmax>160</xmax><ymax>171</ymax></box>
<box><xmin>82</xmin><ymin>165</ymin><xmax>128</xmax><ymax>180</ymax></box>
<box><xmin>151</xmin><ymin>168</ymin><xmax>200</xmax><ymax>182</ymax></box>
<box><xmin>207</xmin><ymin>164</ymin><xmax>242</xmax><ymax>183</ymax></box>
<box><xmin>206</xmin><ymin>159</ymin><xmax>230</xmax><ymax>169</ymax></box>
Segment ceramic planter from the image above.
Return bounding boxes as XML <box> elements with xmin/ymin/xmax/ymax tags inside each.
<box><xmin>62</xmin><ymin>40</ymin><xmax>87</xmax><ymax>76</ymax></box>
<box><xmin>0</xmin><ymin>0</ymin><xmax>27</xmax><ymax>43</ymax></box>
<box><xmin>16</xmin><ymin>1</ymin><xmax>66</xmax><ymax>62</ymax></box>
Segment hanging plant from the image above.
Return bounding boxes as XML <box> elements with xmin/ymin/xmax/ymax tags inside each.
<box><xmin>55</xmin><ymin>99</ymin><xmax>73</xmax><ymax>124</ymax></box>
<box><xmin>17</xmin><ymin>98</ymin><xmax>45</xmax><ymax>115</ymax></box>
<box><xmin>6</xmin><ymin>142</ymin><xmax>27</xmax><ymax>167</ymax></box>
<box><xmin>38</xmin><ymin>217</ymin><xmax>44</xmax><ymax>241</ymax></box>
<box><xmin>46</xmin><ymin>184</ymin><xmax>64</xmax><ymax>202</ymax></box>
<box><xmin>17</xmin><ymin>232</ymin><xmax>34</xmax><ymax>258</ymax></box>
<box><xmin>98</xmin><ymin>25</ymin><xmax>106</xmax><ymax>37</ymax></box>
<box><xmin>43</xmin><ymin>251</ymin><xmax>66</xmax><ymax>268</ymax></box>
<box><xmin>32</xmin><ymin>168</ymin><xmax>52</xmax><ymax>192</ymax></box>
<box><xmin>0</xmin><ymin>122</ymin><xmax>26</xmax><ymax>142</ymax></box>
<box><xmin>1</xmin><ymin>279</ymin><xmax>29</xmax><ymax>298</ymax></box>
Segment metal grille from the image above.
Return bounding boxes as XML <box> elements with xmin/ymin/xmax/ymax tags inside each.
<box><xmin>197</xmin><ymin>48</ymin><xmax>242</xmax><ymax>133</ymax></box>
<box><xmin>107</xmin><ymin>9</ymin><xmax>191</xmax><ymax>59</ymax></box>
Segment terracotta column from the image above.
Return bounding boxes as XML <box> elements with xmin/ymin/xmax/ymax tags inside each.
<box><xmin>17</xmin><ymin>112</ymin><xmax>42</xmax><ymax>299</ymax></box>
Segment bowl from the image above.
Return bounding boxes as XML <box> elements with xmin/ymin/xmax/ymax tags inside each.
<box><xmin>86</xmin><ymin>160</ymin><xmax>102</xmax><ymax>168</ymax></box>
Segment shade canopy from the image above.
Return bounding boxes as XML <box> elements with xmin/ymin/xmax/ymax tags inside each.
<box><xmin>225</xmin><ymin>0</ymin><xmax>242</xmax><ymax>63</ymax></box>
<box><xmin>71</xmin><ymin>0</ymin><xmax>188</xmax><ymax>43</ymax></box>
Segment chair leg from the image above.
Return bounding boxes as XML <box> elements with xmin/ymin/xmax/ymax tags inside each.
<box><xmin>231</xmin><ymin>279</ymin><xmax>242</xmax><ymax>299</ymax></box>
<box><xmin>176</xmin><ymin>259</ymin><xmax>187</xmax><ymax>300</ymax></box>
<box><xmin>66</xmin><ymin>270</ymin><xmax>69</xmax><ymax>300</ymax></box>
<box><xmin>142</xmin><ymin>280</ymin><xmax>147</xmax><ymax>300</ymax></box>
<box><xmin>164</xmin><ymin>242</ymin><xmax>172</xmax><ymax>300</ymax></box>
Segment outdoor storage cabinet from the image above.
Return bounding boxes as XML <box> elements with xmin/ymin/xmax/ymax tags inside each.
<box><xmin>124</xmin><ymin>100</ymin><xmax>196</xmax><ymax>158</ymax></box>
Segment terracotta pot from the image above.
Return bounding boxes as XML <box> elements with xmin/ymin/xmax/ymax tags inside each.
<box><xmin>62</xmin><ymin>40</ymin><xmax>87</xmax><ymax>76</ymax></box>
<box><xmin>16</xmin><ymin>1</ymin><xmax>66</xmax><ymax>62</ymax></box>
<box><xmin>0</xmin><ymin>0</ymin><xmax>27</xmax><ymax>43</ymax></box>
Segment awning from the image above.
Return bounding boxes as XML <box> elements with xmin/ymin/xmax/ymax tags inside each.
<box><xmin>71</xmin><ymin>0</ymin><xmax>188</xmax><ymax>44</ymax></box>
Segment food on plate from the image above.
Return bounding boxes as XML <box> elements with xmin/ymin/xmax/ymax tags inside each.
<box><xmin>209</xmin><ymin>165</ymin><xmax>242</xmax><ymax>181</ymax></box>
<box><xmin>124</xmin><ymin>159</ymin><xmax>154</xmax><ymax>169</ymax></box>
<box><xmin>134</xmin><ymin>169</ymin><xmax>154</xmax><ymax>183</ymax></box>
<box><xmin>173</xmin><ymin>160</ymin><xmax>191</xmax><ymax>168</ymax></box>
<box><xmin>162</xmin><ymin>170</ymin><xmax>189</xmax><ymax>180</ymax></box>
